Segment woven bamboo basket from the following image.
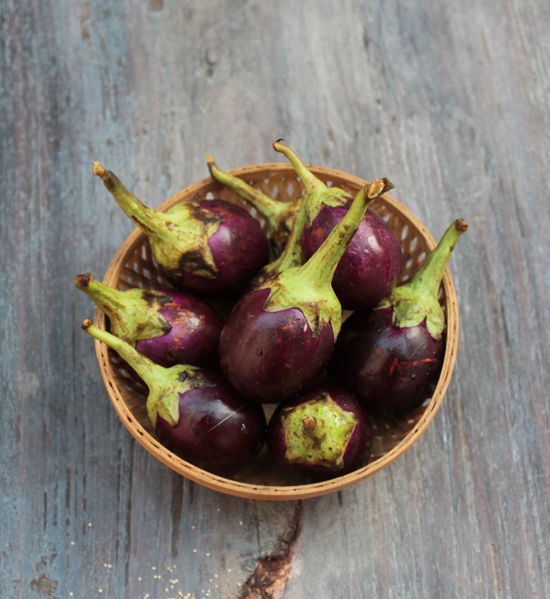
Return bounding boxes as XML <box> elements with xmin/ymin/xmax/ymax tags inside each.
<box><xmin>93</xmin><ymin>162</ymin><xmax>459</xmax><ymax>500</ymax></box>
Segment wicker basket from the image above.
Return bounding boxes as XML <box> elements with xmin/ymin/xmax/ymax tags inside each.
<box><xmin>93</xmin><ymin>163</ymin><xmax>459</xmax><ymax>500</ymax></box>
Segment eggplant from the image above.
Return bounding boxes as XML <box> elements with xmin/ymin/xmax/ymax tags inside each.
<box><xmin>218</xmin><ymin>178</ymin><xmax>394</xmax><ymax>404</ymax></box>
<box><xmin>92</xmin><ymin>162</ymin><xmax>270</xmax><ymax>298</ymax></box>
<box><xmin>266</xmin><ymin>385</ymin><xmax>373</xmax><ymax>481</ymax></box>
<box><xmin>274</xmin><ymin>142</ymin><xmax>403</xmax><ymax>310</ymax></box>
<box><xmin>75</xmin><ymin>273</ymin><xmax>223</xmax><ymax>368</ymax></box>
<box><xmin>206</xmin><ymin>155</ymin><xmax>299</xmax><ymax>255</ymax></box>
<box><xmin>329</xmin><ymin>219</ymin><xmax>468</xmax><ymax>418</ymax></box>
<box><xmin>301</xmin><ymin>200</ymin><xmax>404</xmax><ymax>310</ymax></box>
<box><xmin>82</xmin><ymin>319</ymin><xmax>266</xmax><ymax>475</ymax></box>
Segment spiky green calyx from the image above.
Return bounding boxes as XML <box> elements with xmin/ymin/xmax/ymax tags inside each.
<box><xmin>273</xmin><ymin>141</ymin><xmax>351</xmax><ymax>227</ymax></box>
<box><xmin>281</xmin><ymin>393</ymin><xmax>357</xmax><ymax>470</ymax></box>
<box><xmin>82</xmin><ymin>320</ymin><xmax>215</xmax><ymax>428</ymax></box>
<box><xmin>377</xmin><ymin>218</ymin><xmax>468</xmax><ymax>339</ymax></box>
<box><xmin>206</xmin><ymin>155</ymin><xmax>299</xmax><ymax>254</ymax></box>
<box><xmin>74</xmin><ymin>273</ymin><xmax>171</xmax><ymax>344</ymax></box>
<box><xmin>253</xmin><ymin>140</ymin><xmax>355</xmax><ymax>284</ymax></box>
<box><xmin>259</xmin><ymin>140</ymin><xmax>369</xmax><ymax>283</ymax></box>
<box><xmin>92</xmin><ymin>162</ymin><xmax>222</xmax><ymax>279</ymax></box>
<box><xmin>259</xmin><ymin>178</ymin><xmax>394</xmax><ymax>339</ymax></box>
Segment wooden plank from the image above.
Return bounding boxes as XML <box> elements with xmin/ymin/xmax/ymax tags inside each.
<box><xmin>1</xmin><ymin>0</ymin><xmax>548</xmax><ymax>597</ymax></box>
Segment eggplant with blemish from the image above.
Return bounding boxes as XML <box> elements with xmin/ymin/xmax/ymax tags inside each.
<box><xmin>266</xmin><ymin>385</ymin><xmax>373</xmax><ymax>480</ymax></box>
<box><xmin>74</xmin><ymin>272</ymin><xmax>223</xmax><ymax>368</ymax></box>
<box><xmin>329</xmin><ymin>219</ymin><xmax>468</xmax><ymax>419</ymax></box>
<box><xmin>82</xmin><ymin>320</ymin><xmax>266</xmax><ymax>475</ymax></box>
<box><xmin>206</xmin><ymin>155</ymin><xmax>299</xmax><ymax>255</ymax></box>
<box><xmin>218</xmin><ymin>178</ymin><xmax>394</xmax><ymax>404</ymax></box>
<box><xmin>274</xmin><ymin>141</ymin><xmax>404</xmax><ymax>310</ymax></box>
<box><xmin>92</xmin><ymin>162</ymin><xmax>270</xmax><ymax>298</ymax></box>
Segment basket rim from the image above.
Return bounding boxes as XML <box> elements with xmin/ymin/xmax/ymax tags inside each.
<box><xmin>93</xmin><ymin>162</ymin><xmax>459</xmax><ymax>501</ymax></box>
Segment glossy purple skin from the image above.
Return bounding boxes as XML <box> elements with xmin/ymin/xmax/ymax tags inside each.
<box><xmin>163</xmin><ymin>200</ymin><xmax>270</xmax><ymax>298</ymax></box>
<box><xmin>135</xmin><ymin>290</ymin><xmax>223</xmax><ymax>369</ymax></box>
<box><xmin>302</xmin><ymin>205</ymin><xmax>403</xmax><ymax>310</ymax></box>
<box><xmin>219</xmin><ymin>288</ymin><xmax>335</xmax><ymax>403</ymax></box>
<box><xmin>329</xmin><ymin>308</ymin><xmax>444</xmax><ymax>418</ymax></box>
<box><xmin>155</xmin><ymin>371</ymin><xmax>266</xmax><ymax>475</ymax></box>
<box><xmin>266</xmin><ymin>385</ymin><xmax>374</xmax><ymax>481</ymax></box>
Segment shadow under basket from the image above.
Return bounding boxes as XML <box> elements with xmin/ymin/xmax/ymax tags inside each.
<box><xmin>93</xmin><ymin>162</ymin><xmax>460</xmax><ymax>500</ymax></box>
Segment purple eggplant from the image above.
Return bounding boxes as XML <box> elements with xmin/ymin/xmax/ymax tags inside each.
<box><xmin>218</xmin><ymin>178</ymin><xmax>394</xmax><ymax>404</ymax></box>
<box><xmin>302</xmin><ymin>202</ymin><xmax>404</xmax><ymax>310</ymax></box>
<box><xmin>206</xmin><ymin>155</ymin><xmax>299</xmax><ymax>255</ymax></box>
<box><xmin>329</xmin><ymin>219</ymin><xmax>468</xmax><ymax>418</ymax></box>
<box><xmin>92</xmin><ymin>162</ymin><xmax>270</xmax><ymax>298</ymax></box>
<box><xmin>74</xmin><ymin>273</ymin><xmax>223</xmax><ymax>368</ymax></box>
<box><xmin>266</xmin><ymin>385</ymin><xmax>373</xmax><ymax>481</ymax></box>
<box><xmin>82</xmin><ymin>319</ymin><xmax>266</xmax><ymax>475</ymax></box>
<box><xmin>274</xmin><ymin>142</ymin><xmax>403</xmax><ymax>310</ymax></box>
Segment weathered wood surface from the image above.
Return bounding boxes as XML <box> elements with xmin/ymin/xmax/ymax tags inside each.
<box><xmin>1</xmin><ymin>1</ymin><xmax>549</xmax><ymax>597</ymax></box>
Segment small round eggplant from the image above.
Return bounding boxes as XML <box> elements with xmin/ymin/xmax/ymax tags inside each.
<box><xmin>301</xmin><ymin>202</ymin><xmax>403</xmax><ymax>310</ymax></box>
<box><xmin>219</xmin><ymin>287</ymin><xmax>335</xmax><ymax>403</ymax></box>
<box><xmin>82</xmin><ymin>320</ymin><xmax>266</xmax><ymax>475</ymax></box>
<box><xmin>273</xmin><ymin>142</ymin><xmax>403</xmax><ymax>310</ymax></box>
<box><xmin>75</xmin><ymin>273</ymin><xmax>223</xmax><ymax>368</ymax></box>
<box><xmin>329</xmin><ymin>219</ymin><xmax>468</xmax><ymax>418</ymax></box>
<box><xmin>266</xmin><ymin>385</ymin><xmax>373</xmax><ymax>481</ymax></box>
<box><xmin>329</xmin><ymin>308</ymin><xmax>444</xmax><ymax>418</ymax></box>
<box><xmin>219</xmin><ymin>178</ymin><xmax>394</xmax><ymax>404</ymax></box>
<box><xmin>92</xmin><ymin>162</ymin><xmax>270</xmax><ymax>298</ymax></box>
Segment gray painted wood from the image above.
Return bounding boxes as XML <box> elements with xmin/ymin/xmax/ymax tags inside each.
<box><xmin>1</xmin><ymin>0</ymin><xmax>549</xmax><ymax>597</ymax></box>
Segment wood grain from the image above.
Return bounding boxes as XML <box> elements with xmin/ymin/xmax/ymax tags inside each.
<box><xmin>1</xmin><ymin>0</ymin><xmax>549</xmax><ymax>598</ymax></box>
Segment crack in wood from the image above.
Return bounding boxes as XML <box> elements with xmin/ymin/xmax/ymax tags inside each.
<box><xmin>236</xmin><ymin>502</ymin><xmax>303</xmax><ymax>599</ymax></box>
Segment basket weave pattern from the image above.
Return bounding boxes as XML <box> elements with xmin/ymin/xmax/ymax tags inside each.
<box><xmin>94</xmin><ymin>163</ymin><xmax>459</xmax><ymax>500</ymax></box>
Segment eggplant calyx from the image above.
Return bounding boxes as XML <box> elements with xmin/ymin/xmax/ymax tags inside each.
<box><xmin>305</xmin><ymin>186</ymin><xmax>351</xmax><ymax>229</ymax></box>
<box><xmin>155</xmin><ymin>200</ymin><xmax>223</xmax><ymax>279</ymax></box>
<box><xmin>206</xmin><ymin>155</ymin><xmax>298</xmax><ymax>254</ymax></box>
<box><xmin>272</xmin><ymin>141</ymin><xmax>349</xmax><ymax>226</ymax></box>
<box><xmin>377</xmin><ymin>218</ymin><xmax>468</xmax><ymax>339</ymax></box>
<box><xmin>260</xmin><ymin>269</ymin><xmax>342</xmax><ymax>339</ymax></box>
<box><xmin>113</xmin><ymin>289</ymin><xmax>173</xmax><ymax>343</ymax></box>
<box><xmin>75</xmin><ymin>273</ymin><xmax>172</xmax><ymax>344</ymax></box>
<box><xmin>281</xmin><ymin>394</ymin><xmax>357</xmax><ymax>470</ymax></box>
<box><xmin>146</xmin><ymin>366</ymin><xmax>216</xmax><ymax>429</ymax></box>
<box><xmin>206</xmin><ymin>155</ymin><xmax>283</xmax><ymax>220</ymax></box>
<box><xmin>378</xmin><ymin>287</ymin><xmax>446</xmax><ymax>340</ymax></box>
<box><xmin>93</xmin><ymin>161</ymin><xmax>222</xmax><ymax>278</ymax></box>
<box><xmin>81</xmin><ymin>319</ymin><xmax>215</xmax><ymax>429</ymax></box>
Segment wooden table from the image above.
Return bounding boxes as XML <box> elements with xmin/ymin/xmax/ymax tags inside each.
<box><xmin>2</xmin><ymin>1</ymin><xmax>548</xmax><ymax>597</ymax></box>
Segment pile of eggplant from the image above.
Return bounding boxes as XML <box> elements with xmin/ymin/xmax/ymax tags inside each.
<box><xmin>77</xmin><ymin>141</ymin><xmax>467</xmax><ymax>482</ymax></box>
